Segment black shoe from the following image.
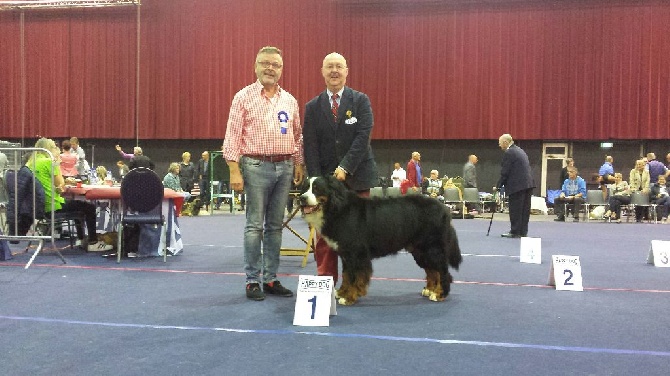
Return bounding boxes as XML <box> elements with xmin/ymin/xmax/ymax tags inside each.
<box><xmin>573</xmin><ymin>217</ymin><xmax>579</xmax><ymax>222</ymax></box>
<box><xmin>554</xmin><ymin>216</ymin><xmax>565</xmax><ymax>222</ymax></box>
<box><xmin>263</xmin><ymin>280</ymin><xmax>294</xmax><ymax>297</ymax></box>
<box><xmin>501</xmin><ymin>232</ymin><xmax>521</xmax><ymax>238</ymax></box>
<box><xmin>246</xmin><ymin>283</ymin><xmax>265</xmax><ymax>301</ymax></box>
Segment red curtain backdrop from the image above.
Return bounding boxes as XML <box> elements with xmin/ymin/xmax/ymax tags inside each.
<box><xmin>0</xmin><ymin>0</ymin><xmax>669</xmax><ymax>141</ymax></box>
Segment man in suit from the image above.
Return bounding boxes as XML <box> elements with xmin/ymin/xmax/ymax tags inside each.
<box><xmin>463</xmin><ymin>154</ymin><xmax>478</xmax><ymax>189</ymax></box>
<box><xmin>196</xmin><ymin>151</ymin><xmax>211</xmax><ymax>210</ymax></box>
<box><xmin>496</xmin><ymin>134</ymin><xmax>535</xmax><ymax>238</ymax></box>
<box><xmin>303</xmin><ymin>52</ymin><xmax>379</xmax><ymax>285</ymax></box>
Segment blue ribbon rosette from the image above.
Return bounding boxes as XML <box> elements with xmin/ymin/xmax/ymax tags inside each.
<box><xmin>278</xmin><ymin>111</ymin><xmax>289</xmax><ymax>134</ymax></box>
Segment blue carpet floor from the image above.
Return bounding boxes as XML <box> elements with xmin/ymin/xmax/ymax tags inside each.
<box><xmin>1</xmin><ymin>212</ymin><xmax>669</xmax><ymax>375</ymax></box>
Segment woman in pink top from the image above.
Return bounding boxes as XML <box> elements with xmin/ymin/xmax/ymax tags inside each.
<box><xmin>60</xmin><ymin>140</ymin><xmax>79</xmax><ymax>178</ymax></box>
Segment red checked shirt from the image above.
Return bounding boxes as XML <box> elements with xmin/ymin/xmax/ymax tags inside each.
<box><xmin>222</xmin><ymin>80</ymin><xmax>304</xmax><ymax>164</ymax></box>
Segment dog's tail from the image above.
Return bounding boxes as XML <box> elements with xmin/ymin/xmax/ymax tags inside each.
<box><xmin>445</xmin><ymin>224</ymin><xmax>463</xmax><ymax>270</ymax></box>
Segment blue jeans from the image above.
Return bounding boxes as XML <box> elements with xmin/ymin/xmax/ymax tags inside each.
<box><xmin>241</xmin><ymin>156</ymin><xmax>293</xmax><ymax>284</ymax></box>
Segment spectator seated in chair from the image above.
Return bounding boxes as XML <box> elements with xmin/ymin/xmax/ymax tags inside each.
<box><xmin>603</xmin><ymin>173</ymin><xmax>631</xmax><ymax>223</ymax></box>
<box><xmin>28</xmin><ymin>138</ymin><xmax>113</xmax><ymax>252</ymax></box>
<box><xmin>442</xmin><ymin>177</ymin><xmax>463</xmax><ymax>200</ymax></box>
<box><xmin>650</xmin><ymin>175</ymin><xmax>670</xmax><ymax>224</ymax></box>
<box><xmin>554</xmin><ymin>166</ymin><xmax>586</xmax><ymax>222</ymax></box>
<box><xmin>629</xmin><ymin>159</ymin><xmax>651</xmax><ymax>222</ymax></box>
<box><xmin>163</xmin><ymin>162</ymin><xmax>193</xmax><ymax>214</ymax></box>
<box><xmin>422</xmin><ymin>169</ymin><xmax>444</xmax><ymax>202</ymax></box>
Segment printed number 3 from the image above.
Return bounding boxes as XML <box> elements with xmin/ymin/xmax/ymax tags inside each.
<box><xmin>563</xmin><ymin>269</ymin><xmax>574</xmax><ymax>285</ymax></box>
<box><xmin>307</xmin><ymin>296</ymin><xmax>317</xmax><ymax>319</ymax></box>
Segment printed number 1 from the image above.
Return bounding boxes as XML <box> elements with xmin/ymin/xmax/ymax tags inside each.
<box><xmin>563</xmin><ymin>269</ymin><xmax>574</xmax><ymax>285</ymax></box>
<box><xmin>307</xmin><ymin>295</ymin><xmax>317</xmax><ymax>319</ymax></box>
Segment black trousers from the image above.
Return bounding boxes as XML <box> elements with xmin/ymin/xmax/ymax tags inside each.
<box><xmin>508</xmin><ymin>188</ymin><xmax>532</xmax><ymax>236</ymax></box>
<box><xmin>58</xmin><ymin>200</ymin><xmax>97</xmax><ymax>242</ymax></box>
<box><xmin>554</xmin><ymin>196</ymin><xmax>585</xmax><ymax>218</ymax></box>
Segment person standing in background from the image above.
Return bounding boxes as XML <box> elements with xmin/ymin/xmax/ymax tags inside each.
<box><xmin>69</xmin><ymin>137</ymin><xmax>89</xmax><ymax>178</ymax></box>
<box><xmin>559</xmin><ymin>158</ymin><xmax>574</xmax><ymax>188</ymax></box>
<box><xmin>127</xmin><ymin>147</ymin><xmax>155</xmax><ymax>170</ymax></box>
<box><xmin>390</xmin><ymin>162</ymin><xmax>406</xmax><ymax>188</ymax></box>
<box><xmin>178</xmin><ymin>151</ymin><xmax>196</xmax><ymax>193</ymax></box>
<box><xmin>115</xmin><ymin>145</ymin><xmax>134</xmax><ymax>160</ymax></box>
<box><xmin>598</xmin><ymin>155</ymin><xmax>615</xmax><ymax>201</ymax></box>
<box><xmin>59</xmin><ymin>140</ymin><xmax>79</xmax><ymax>179</ymax></box>
<box><xmin>0</xmin><ymin>150</ymin><xmax>7</xmax><ymax>172</ymax></box>
<box><xmin>406</xmin><ymin>151</ymin><xmax>422</xmax><ymax>192</ymax></box>
<box><xmin>222</xmin><ymin>46</ymin><xmax>304</xmax><ymax>301</ymax></box>
<box><xmin>304</xmin><ymin>51</ymin><xmax>378</xmax><ymax>286</ymax></box>
<box><xmin>196</xmin><ymin>151</ymin><xmax>211</xmax><ymax>210</ymax></box>
<box><xmin>463</xmin><ymin>154</ymin><xmax>478</xmax><ymax>189</ymax></box>
<box><xmin>496</xmin><ymin>134</ymin><xmax>535</xmax><ymax>238</ymax></box>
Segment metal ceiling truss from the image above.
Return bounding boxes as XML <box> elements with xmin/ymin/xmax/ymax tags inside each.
<box><xmin>0</xmin><ymin>1</ymin><xmax>140</xmax><ymax>10</ymax></box>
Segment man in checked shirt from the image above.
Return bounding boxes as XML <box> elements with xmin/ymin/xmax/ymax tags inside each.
<box><xmin>222</xmin><ymin>46</ymin><xmax>305</xmax><ymax>301</ymax></box>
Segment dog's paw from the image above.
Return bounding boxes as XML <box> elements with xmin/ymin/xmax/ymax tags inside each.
<box><xmin>421</xmin><ymin>287</ymin><xmax>430</xmax><ymax>297</ymax></box>
<box><xmin>337</xmin><ymin>297</ymin><xmax>355</xmax><ymax>306</ymax></box>
<box><xmin>428</xmin><ymin>292</ymin><xmax>445</xmax><ymax>302</ymax></box>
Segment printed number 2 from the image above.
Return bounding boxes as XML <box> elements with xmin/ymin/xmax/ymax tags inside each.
<box><xmin>563</xmin><ymin>269</ymin><xmax>574</xmax><ymax>285</ymax></box>
<box><xmin>307</xmin><ymin>296</ymin><xmax>317</xmax><ymax>319</ymax></box>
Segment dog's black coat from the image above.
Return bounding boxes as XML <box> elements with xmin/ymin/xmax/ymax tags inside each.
<box><xmin>300</xmin><ymin>176</ymin><xmax>462</xmax><ymax>303</ymax></box>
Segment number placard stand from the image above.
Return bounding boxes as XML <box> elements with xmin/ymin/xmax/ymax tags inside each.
<box><xmin>519</xmin><ymin>237</ymin><xmax>542</xmax><ymax>264</ymax></box>
<box><xmin>647</xmin><ymin>240</ymin><xmax>670</xmax><ymax>267</ymax></box>
<box><xmin>547</xmin><ymin>255</ymin><xmax>583</xmax><ymax>291</ymax></box>
<box><xmin>293</xmin><ymin>275</ymin><xmax>337</xmax><ymax>327</ymax></box>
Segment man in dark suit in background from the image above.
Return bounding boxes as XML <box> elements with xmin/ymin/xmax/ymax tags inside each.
<box><xmin>496</xmin><ymin>133</ymin><xmax>535</xmax><ymax>238</ymax></box>
<box><xmin>196</xmin><ymin>151</ymin><xmax>211</xmax><ymax>210</ymax></box>
<box><xmin>303</xmin><ymin>52</ymin><xmax>379</xmax><ymax>285</ymax></box>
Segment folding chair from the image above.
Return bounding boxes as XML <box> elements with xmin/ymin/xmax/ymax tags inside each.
<box><xmin>583</xmin><ymin>189</ymin><xmax>608</xmax><ymax>221</ymax></box>
<box><xmin>369</xmin><ymin>187</ymin><xmax>384</xmax><ymax>198</ymax></box>
<box><xmin>628</xmin><ymin>192</ymin><xmax>655</xmax><ymax>223</ymax></box>
<box><xmin>462</xmin><ymin>187</ymin><xmax>480</xmax><ymax>215</ymax></box>
<box><xmin>443</xmin><ymin>188</ymin><xmax>465</xmax><ymax>218</ymax></box>
<box><xmin>117</xmin><ymin>167</ymin><xmax>168</xmax><ymax>262</ymax></box>
<box><xmin>386</xmin><ymin>187</ymin><xmax>401</xmax><ymax>197</ymax></box>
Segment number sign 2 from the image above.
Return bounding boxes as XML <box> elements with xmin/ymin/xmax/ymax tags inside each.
<box><xmin>548</xmin><ymin>255</ymin><xmax>584</xmax><ymax>291</ymax></box>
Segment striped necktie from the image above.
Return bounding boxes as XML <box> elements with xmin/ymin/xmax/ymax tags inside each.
<box><xmin>331</xmin><ymin>93</ymin><xmax>339</xmax><ymax>121</ymax></box>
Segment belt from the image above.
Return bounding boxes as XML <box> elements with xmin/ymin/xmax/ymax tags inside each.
<box><xmin>245</xmin><ymin>154</ymin><xmax>292</xmax><ymax>162</ymax></box>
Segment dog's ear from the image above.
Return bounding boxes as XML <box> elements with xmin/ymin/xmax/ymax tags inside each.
<box><xmin>296</xmin><ymin>176</ymin><xmax>311</xmax><ymax>193</ymax></box>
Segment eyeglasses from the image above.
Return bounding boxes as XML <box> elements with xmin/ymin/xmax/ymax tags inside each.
<box><xmin>323</xmin><ymin>64</ymin><xmax>347</xmax><ymax>71</ymax></box>
<box><xmin>256</xmin><ymin>61</ymin><xmax>283</xmax><ymax>69</ymax></box>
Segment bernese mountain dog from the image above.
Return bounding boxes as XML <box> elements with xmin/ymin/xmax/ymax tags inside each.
<box><xmin>300</xmin><ymin>176</ymin><xmax>462</xmax><ymax>305</ymax></box>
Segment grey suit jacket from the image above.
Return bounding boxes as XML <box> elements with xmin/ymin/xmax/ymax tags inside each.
<box><xmin>303</xmin><ymin>87</ymin><xmax>378</xmax><ymax>191</ymax></box>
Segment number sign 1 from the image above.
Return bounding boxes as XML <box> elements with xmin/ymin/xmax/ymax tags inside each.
<box><xmin>647</xmin><ymin>240</ymin><xmax>670</xmax><ymax>267</ymax></box>
<box><xmin>293</xmin><ymin>275</ymin><xmax>337</xmax><ymax>327</ymax></box>
<box><xmin>548</xmin><ymin>255</ymin><xmax>583</xmax><ymax>292</ymax></box>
